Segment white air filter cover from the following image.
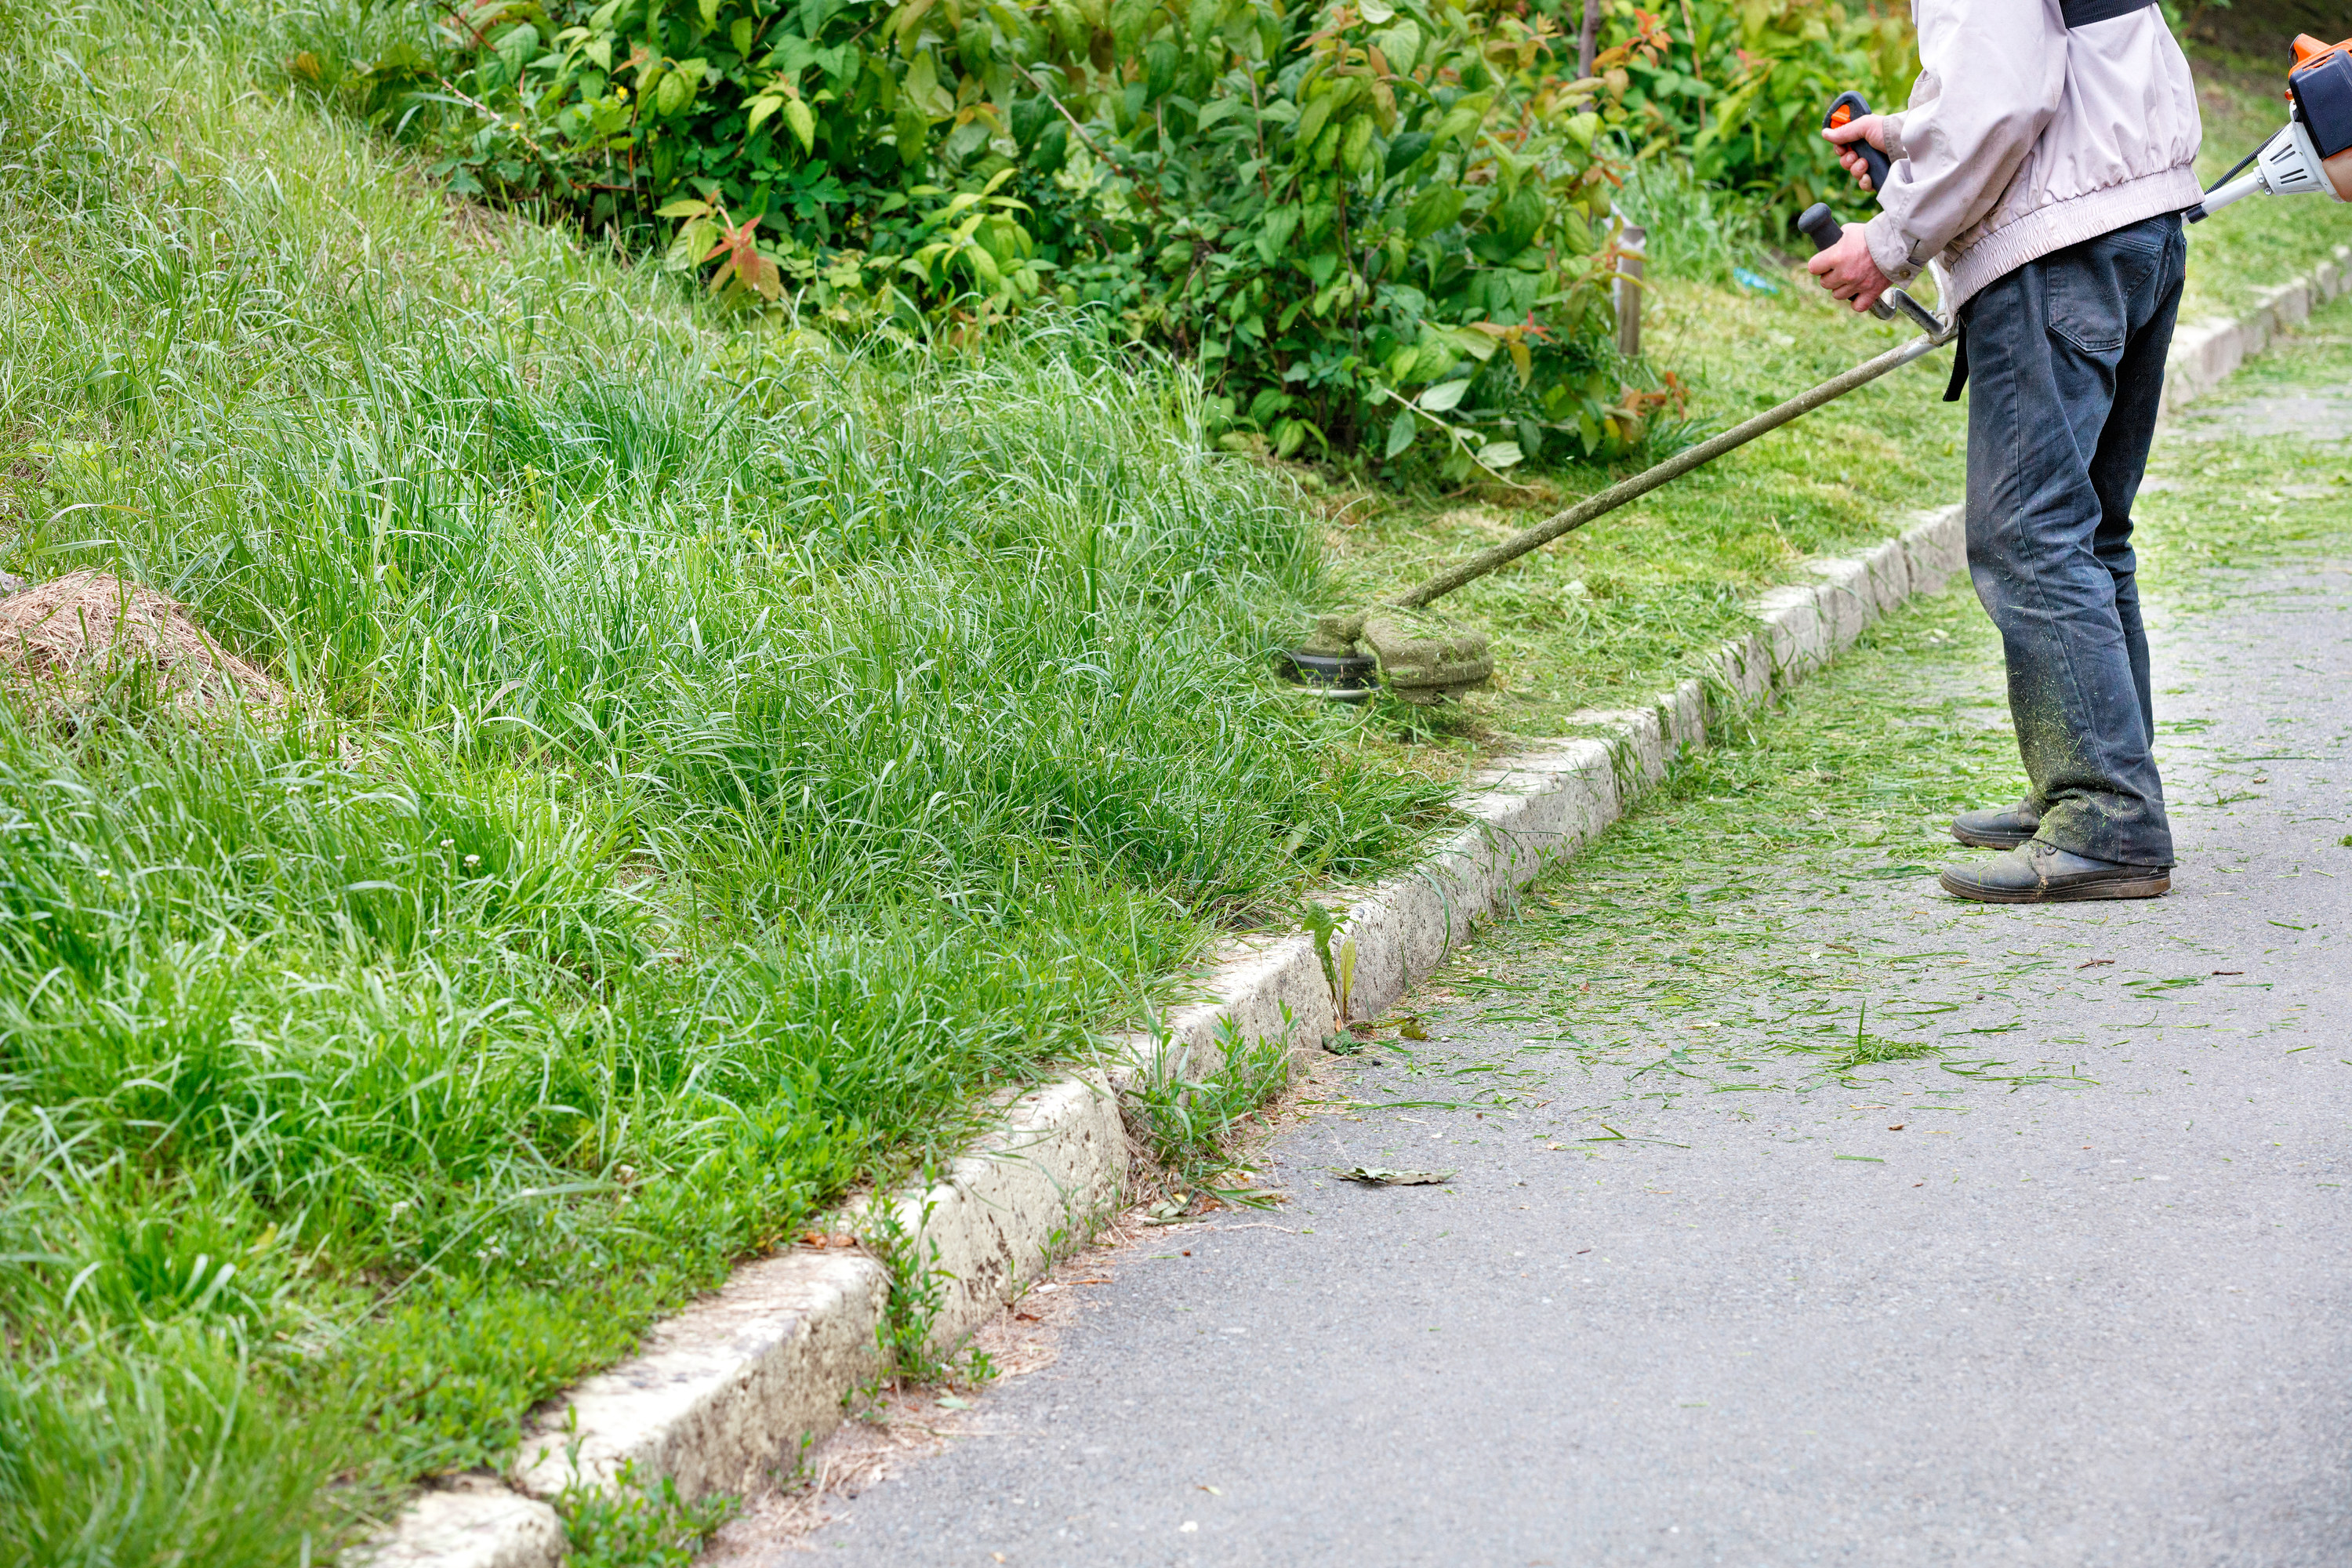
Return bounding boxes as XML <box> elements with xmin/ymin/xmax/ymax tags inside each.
<box><xmin>2283</xmin><ymin>117</ymin><xmax>2352</xmax><ymax>201</ymax></box>
<box><xmin>2259</xmin><ymin>119</ymin><xmax>2335</xmax><ymax>198</ymax></box>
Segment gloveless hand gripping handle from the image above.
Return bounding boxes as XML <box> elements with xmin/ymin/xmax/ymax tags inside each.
<box><xmin>1797</xmin><ymin>200</ymin><xmax>1896</xmax><ymax>322</ymax></box>
<box><xmin>1824</xmin><ymin>90</ymin><xmax>1893</xmax><ymax>194</ymax></box>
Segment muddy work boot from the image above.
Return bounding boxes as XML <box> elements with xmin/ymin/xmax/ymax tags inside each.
<box><xmin>1940</xmin><ymin>840</ymin><xmax>2170</xmax><ymax>903</ymax></box>
<box><xmin>1950</xmin><ymin>798</ymin><xmax>2040</xmax><ymax>849</ymax></box>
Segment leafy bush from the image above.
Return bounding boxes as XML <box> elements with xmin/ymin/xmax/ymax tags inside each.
<box><xmin>314</xmin><ymin>0</ymin><xmax>1689</xmax><ymax>474</ymax></box>
<box><xmin>1607</xmin><ymin>0</ymin><xmax>1917</xmax><ymax>230</ymax></box>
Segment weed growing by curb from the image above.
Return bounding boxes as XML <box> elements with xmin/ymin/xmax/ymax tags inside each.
<box><xmin>557</xmin><ymin>1461</ymin><xmax>739</xmax><ymax>1568</ymax></box>
<box><xmin>857</xmin><ymin>1200</ymin><xmax>953</xmax><ymax>1390</ymax></box>
<box><xmin>1301</xmin><ymin>904</ymin><xmax>1360</xmax><ymax>1030</ymax></box>
<box><xmin>1122</xmin><ymin>1015</ymin><xmax>1297</xmax><ymax>1212</ymax></box>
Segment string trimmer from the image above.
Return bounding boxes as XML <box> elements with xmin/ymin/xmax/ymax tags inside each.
<box><xmin>1283</xmin><ymin>150</ymin><xmax>1954</xmax><ymax>703</ymax></box>
<box><xmin>1290</xmin><ymin>34</ymin><xmax>2352</xmax><ymax>705</ymax></box>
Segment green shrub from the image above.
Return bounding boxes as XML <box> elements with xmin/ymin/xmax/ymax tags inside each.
<box><xmin>1610</xmin><ymin>0</ymin><xmax>1917</xmax><ymax>231</ymax></box>
<box><xmin>314</xmin><ymin>0</ymin><xmax>1683</xmax><ymax>474</ymax></box>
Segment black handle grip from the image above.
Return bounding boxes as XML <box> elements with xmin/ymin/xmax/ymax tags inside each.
<box><xmin>1823</xmin><ymin>90</ymin><xmax>1891</xmax><ymax>197</ymax></box>
<box><xmin>1796</xmin><ymin>200</ymin><xmax>1897</xmax><ymax>320</ymax></box>
<box><xmin>1796</xmin><ymin>203</ymin><xmax>1844</xmax><ymax>253</ymax></box>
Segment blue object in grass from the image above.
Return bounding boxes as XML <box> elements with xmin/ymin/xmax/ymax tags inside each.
<box><xmin>1732</xmin><ymin>266</ymin><xmax>1783</xmax><ymax>295</ymax></box>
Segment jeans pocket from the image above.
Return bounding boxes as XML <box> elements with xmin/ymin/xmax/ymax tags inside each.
<box><xmin>2045</xmin><ymin>235</ymin><xmax>2160</xmax><ymax>357</ymax></box>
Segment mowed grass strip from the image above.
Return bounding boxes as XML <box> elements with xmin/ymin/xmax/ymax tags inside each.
<box><xmin>0</xmin><ymin>3</ymin><xmax>1450</xmax><ymax>1559</ymax></box>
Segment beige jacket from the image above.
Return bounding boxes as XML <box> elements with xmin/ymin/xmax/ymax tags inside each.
<box><xmin>1864</xmin><ymin>0</ymin><xmax>2203</xmax><ymax>313</ymax></box>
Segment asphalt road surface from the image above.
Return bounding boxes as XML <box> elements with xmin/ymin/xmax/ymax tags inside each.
<box><xmin>787</xmin><ymin>436</ymin><xmax>2352</xmax><ymax>1565</ymax></box>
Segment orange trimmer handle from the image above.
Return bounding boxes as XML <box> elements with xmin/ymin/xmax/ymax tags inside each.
<box><xmin>1824</xmin><ymin>90</ymin><xmax>1891</xmax><ymax>197</ymax></box>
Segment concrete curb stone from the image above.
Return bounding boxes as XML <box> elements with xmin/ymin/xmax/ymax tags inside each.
<box><xmin>360</xmin><ymin>249</ymin><xmax>2329</xmax><ymax>1566</ymax></box>
<box><xmin>873</xmin><ymin>1071</ymin><xmax>1134</xmax><ymax>1358</ymax></box>
<box><xmin>501</xmin><ymin>1250</ymin><xmax>891</xmax><ymax>1505</ymax></box>
<box><xmin>357</xmin><ymin>1479</ymin><xmax>567</xmax><ymax>1568</ymax></box>
<box><xmin>2159</xmin><ymin>243</ymin><xmax>2351</xmax><ymax>417</ymax></box>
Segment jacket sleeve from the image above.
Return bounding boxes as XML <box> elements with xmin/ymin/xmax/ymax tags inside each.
<box><xmin>1863</xmin><ymin>0</ymin><xmax>2068</xmax><ymax>283</ymax></box>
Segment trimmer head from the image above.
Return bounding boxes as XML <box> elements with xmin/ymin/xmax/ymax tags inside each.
<box><xmin>1280</xmin><ymin>610</ymin><xmax>1494</xmax><ymax>705</ymax></box>
<box><xmin>1360</xmin><ymin>612</ymin><xmax>1494</xmax><ymax>704</ymax></box>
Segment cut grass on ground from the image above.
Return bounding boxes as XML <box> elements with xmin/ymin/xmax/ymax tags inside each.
<box><xmin>0</xmin><ymin>4</ymin><xmax>1452</xmax><ymax>1561</ymax></box>
<box><xmin>1374</xmin><ymin>295</ymin><xmax>2352</xmax><ymax>1102</ymax></box>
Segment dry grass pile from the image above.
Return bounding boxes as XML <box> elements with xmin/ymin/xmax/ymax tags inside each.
<box><xmin>0</xmin><ymin>568</ymin><xmax>284</xmax><ymax>710</ymax></box>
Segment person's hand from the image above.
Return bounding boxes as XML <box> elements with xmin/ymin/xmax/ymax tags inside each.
<box><xmin>1806</xmin><ymin>222</ymin><xmax>1893</xmax><ymax>314</ymax></box>
<box><xmin>1821</xmin><ymin>112</ymin><xmax>1890</xmax><ymax>192</ymax></box>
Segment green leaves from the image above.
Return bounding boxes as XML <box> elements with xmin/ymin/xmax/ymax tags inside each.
<box><xmin>1384</xmin><ymin>129</ymin><xmax>1432</xmax><ymax>177</ymax></box>
<box><xmin>1652</xmin><ymin>0</ymin><xmax>1918</xmax><ymax>230</ymax></box>
<box><xmin>1426</xmin><ymin>91</ymin><xmax>1492</xmax><ymax>151</ymax></box>
<box><xmin>649</xmin><ymin>56</ymin><xmax>709</xmax><ymax>117</ymax></box>
<box><xmin>738</xmin><ymin>92</ymin><xmax>820</xmax><ymax>151</ymax></box>
<box><xmin>899</xmin><ymin>49</ymin><xmax>953</xmax><ymax>117</ymax></box>
<box><xmin>1373</xmin><ymin>18</ymin><xmax>1423</xmax><ymax>71</ymax></box>
<box><xmin>1403</xmin><ymin>183</ymin><xmax>1465</xmax><ymax>240</ymax></box>
<box><xmin>1417</xmin><ymin>379</ymin><xmax>1471</xmax><ymax>414</ymax></box>
<box><xmin>1254</xmin><ymin>205</ymin><xmax>1299</xmax><ymax>264</ymax></box>
<box><xmin>782</xmin><ymin>96</ymin><xmax>817</xmax><ymax>151</ymax></box>
<box><xmin>382</xmin><ymin>0</ymin><xmax>1639</xmax><ymax>472</ymax></box>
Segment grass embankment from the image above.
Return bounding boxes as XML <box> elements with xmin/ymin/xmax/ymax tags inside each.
<box><xmin>1381</xmin><ymin>293</ymin><xmax>2352</xmax><ymax>1094</ymax></box>
<box><xmin>1319</xmin><ymin>49</ymin><xmax>2352</xmax><ymax>742</ymax></box>
<box><xmin>0</xmin><ymin>4</ymin><xmax>1450</xmax><ymax>1560</ymax></box>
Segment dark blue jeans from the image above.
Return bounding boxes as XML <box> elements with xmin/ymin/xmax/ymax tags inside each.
<box><xmin>1959</xmin><ymin>213</ymin><xmax>2185</xmax><ymax>868</ymax></box>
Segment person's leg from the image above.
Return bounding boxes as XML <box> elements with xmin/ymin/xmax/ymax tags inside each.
<box><xmin>1955</xmin><ymin>218</ymin><xmax>2180</xmax><ymax>873</ymax></box>
<box><xmin>2085</xmin><ymin>217</ymin><xmax>2188</xmax><ymax>750</ymax></box>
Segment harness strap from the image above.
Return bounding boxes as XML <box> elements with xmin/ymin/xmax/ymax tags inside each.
<box><xmin>2060</xmin><ymin>0</ymin><xmax>2155</xmax><ymax>27</ymax></box>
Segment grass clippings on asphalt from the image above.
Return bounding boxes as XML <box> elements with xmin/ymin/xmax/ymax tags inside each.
<box><xmin>1351</xmin><ymin>293</ymin><xmax>2352</xmax><ymax>1116</ymax></box>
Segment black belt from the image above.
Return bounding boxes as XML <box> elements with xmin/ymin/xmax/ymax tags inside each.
<box><xmin>2060</xmin><ymin>0</ymin><xmax>2154</xmax><ymax>26</ymax></box>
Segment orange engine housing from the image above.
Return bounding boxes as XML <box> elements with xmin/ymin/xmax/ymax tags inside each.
<box><xmin>2291</xmin><ymin>33</ymin><xmax>2352</xmax><ymax>71</ymax></box>
<box><xmin>2291</xmin><ymin>34</ymin><xmax>2352</xmax><ymax>200</ymax></box>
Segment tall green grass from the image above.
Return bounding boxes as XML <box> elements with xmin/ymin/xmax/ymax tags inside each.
<box><xmin>1610</xmin><ymin>158</ymin><xmax>1773</xmax><ymax>287</ymax></box>
<box><xmin>0</xmin><ymin>2</ymin><xmax>1449</xmax><ymax>1559</ymax></box>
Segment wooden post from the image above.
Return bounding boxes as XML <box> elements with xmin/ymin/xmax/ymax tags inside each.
<box><xmin>1615</xmin><ymin>224</ymin><xmax>1646</xmax><ymax>360</ymax></box>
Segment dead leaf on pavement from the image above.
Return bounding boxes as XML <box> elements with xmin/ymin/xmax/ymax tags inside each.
<box><xmin>1331</xmin><ymin>1166</ymin><xmax>1454</xmax><ymax>1185</ymax></box>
